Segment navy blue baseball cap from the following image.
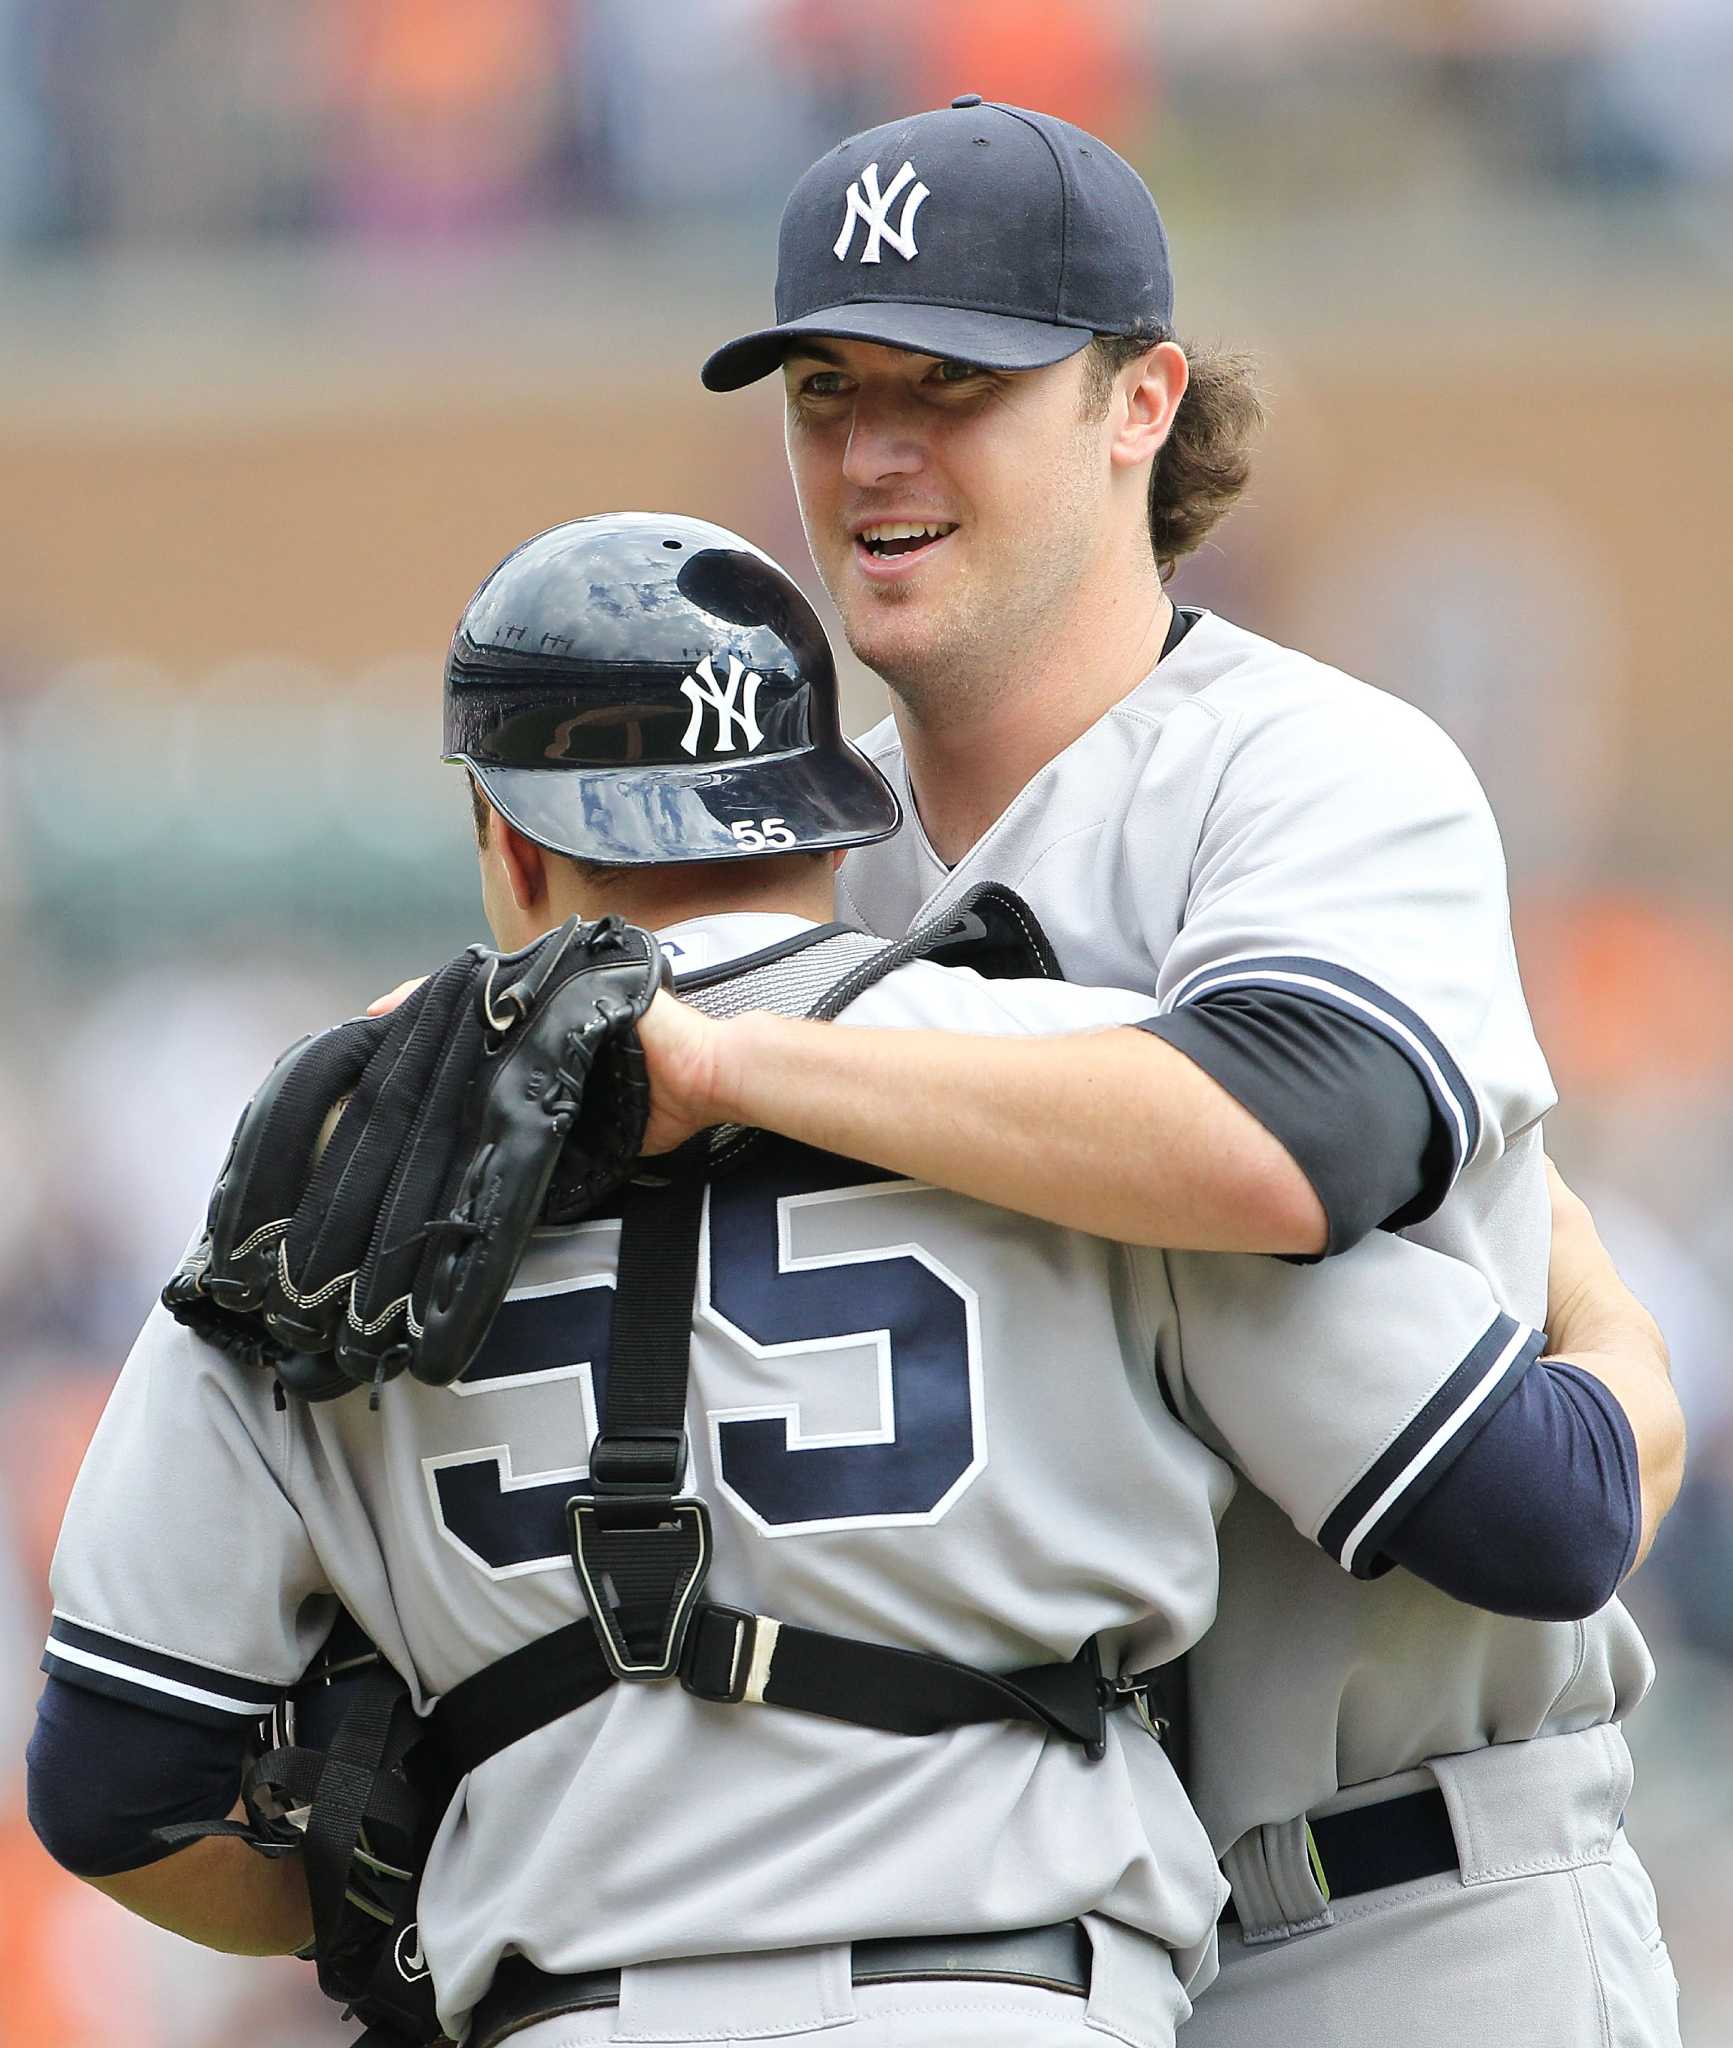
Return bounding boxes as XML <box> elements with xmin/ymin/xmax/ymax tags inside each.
<box><xmin>702</xmin><ymin>96</ymin><xmax>1174</xmax><ymax>393</ymax></box>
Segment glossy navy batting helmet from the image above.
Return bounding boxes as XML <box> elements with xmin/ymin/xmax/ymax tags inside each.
<box><xmin>443</xmin><ymin>514</ymin><xmax>901</xmax><ymax>865</ymax></box>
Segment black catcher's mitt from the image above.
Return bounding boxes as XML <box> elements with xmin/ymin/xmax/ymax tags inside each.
<box><xmin>163</xmin><ymin>915</ymin><xmax>669</xmax><ymax>1399</ymax></box>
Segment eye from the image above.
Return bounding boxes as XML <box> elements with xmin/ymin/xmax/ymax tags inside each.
<box><xmin>931</xmin><ymin>359</ymin><xmax>987</xmax><ymax>385</ymax></box>
<box><xmin>798</xmin><ymin>370</ymin><xmax>850</xmax><ymax>399</ymax></box>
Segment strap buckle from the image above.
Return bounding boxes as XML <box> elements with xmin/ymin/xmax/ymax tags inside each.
<box><xmin>567</xmin><ymin>1493</ymin><xmax>712</xmax><ymax>1681</ymax></box>
<box><xmin>678</xmin><ymin>1604</ymin><xmax>774</xmax><ymax>1705</ymax></box>
<box><xmin>587</xmin><ymin>1428</ymin><xmax>689</xmax><ymax>1497</ymax></box>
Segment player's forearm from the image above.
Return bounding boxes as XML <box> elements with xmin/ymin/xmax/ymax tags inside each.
<box><xmin>86</xmin><ymin>1837</ymin><xmax>313</xmax><ymax>1956</ymax></box>
<box><xmin>709</xmin><ymin>1014</ymin><xmax>1328</xmax><ymax>1253</ymax></box>
<box><xmin>1545</xmin><ymin>1284</ymin><xmax>1682</xmax><ymax>1570</ymax></box>
<box><xmin>1543</xmin><ymin>1165</ymin><xmax>1684</xmax><ymax>1568</ymax></box>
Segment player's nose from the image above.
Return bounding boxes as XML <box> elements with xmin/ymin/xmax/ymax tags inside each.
<box><xmin>840</xmin><ymin>386</ymin><xmax>925</xmax><ymax>488</ymax></box>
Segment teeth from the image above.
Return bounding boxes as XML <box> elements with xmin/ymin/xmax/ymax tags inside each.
<box><xmin>861</xmin><ymin>522</ymin><xmax>956</xmax><ymax>544</ymax></box>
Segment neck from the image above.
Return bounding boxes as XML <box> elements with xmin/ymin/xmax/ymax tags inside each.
<box><xmin>894</xmin><ymin>563</ymin><xmax>1173</xmax><ymax>867</ymax></box>
<box><xmin>543</xmin><ymin>855</ymin><xmax>838</xmax><ymax>937</ymax></box>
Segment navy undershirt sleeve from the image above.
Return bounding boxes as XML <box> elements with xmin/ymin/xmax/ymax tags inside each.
<box><xmin>1378</xmin><ymin>1360</ymin><xmax>1641</xmax><ymax>1621</ymax></box>
<box><xmin>1138</xmin><ymin>986</ymin><xmax>1444</xmax><ymax>1256</ymax></box>
<box><xmin>27</xmin><ymin>1676</ymin><xmax>250</xmax><ymax>1877</ymax></box>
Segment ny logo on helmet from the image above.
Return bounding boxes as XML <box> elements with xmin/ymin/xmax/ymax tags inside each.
<box><xmin>834</xmin><ymin>160</ymin><xmax>929</xmax><ymax>265</ymax></box>
<box><xmin>680</xmin><ymin>653</ymin><xmax>765</xmax><ymax>757</ymax></box>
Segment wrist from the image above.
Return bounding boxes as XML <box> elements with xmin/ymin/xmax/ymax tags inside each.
<box><xmin>702</xmin><ymin>1011</ymin><xmax>786</xmax><ymax>1129</ymax></box>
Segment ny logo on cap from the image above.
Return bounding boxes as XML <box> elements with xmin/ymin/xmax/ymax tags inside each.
<box><xmin>834</xmin><ymin>159</ymin><xmax>929</xmax><ymax>265</ymax></box>
<box><xmin>680</xmin><ymin>653</ymin><xmax>765</xmax><ymax>757</ymax></box>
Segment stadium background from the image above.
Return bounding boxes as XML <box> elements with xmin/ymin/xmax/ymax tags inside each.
<box><xmin>1</xmin><ymin>1</ymin><xmax>1729</xmax><ymax>2039</ymax></box>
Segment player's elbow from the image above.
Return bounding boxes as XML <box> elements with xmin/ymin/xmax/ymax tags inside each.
<box><xmin>1383</xmin><ymin>1493</ymin><xmax>1635</xmax><ymax>1622</ymax></box>
<box><xmin>27</xmin><ymin>1677</ymin><xmax>247</xmax><ymax>1880</ymax></box>
<box><xmin>1486</xmin><ymin>1505</ymin><xmax>1638</xmax><ymax>1622</ymax></box>
<box><xmin>25</xmin><ymin>1734</ymin><xmax>140</xmax><ymax>1880</ymax></box>
<box><xmin>1377</xmin><ymin>1359</ymin><xmax>1641</xmax><ymax>1621</ymax></box>
<box><xmin>1228</xmin><ymin>1149</ymin><xmax>1327</xmax><ymax>1257</ymax></box>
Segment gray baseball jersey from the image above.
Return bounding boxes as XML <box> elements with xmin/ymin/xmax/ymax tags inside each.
<box><xmin>46</xmin><ymin>913</ymin><xmax>1540</xmax><ymax>2037</ymax></box>
<box><xmin>834</xmin><ymin>611</ymin><xmax>1656</xmax><ymax>1859</ymax></box>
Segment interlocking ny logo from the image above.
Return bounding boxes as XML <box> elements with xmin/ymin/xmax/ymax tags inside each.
<box><xmin>834</xmin><ymin>159</ymin><xmax>930</xmax><ymax>264</ymax></box>
<box><xmin>680</xmin><ymin>653</ymin><xmax>765</xmax><ymax>757</ymax></box>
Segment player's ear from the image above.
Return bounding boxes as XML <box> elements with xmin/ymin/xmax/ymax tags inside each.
<box><xmin>1109</xmin><ymin>341</ymin><xmax>1188</xmax><ymax>470</ymax></box>
<box><xmin>494</xmin><ymin>815</ymin><xmax>551</xmax><ymax>916</ymax></box>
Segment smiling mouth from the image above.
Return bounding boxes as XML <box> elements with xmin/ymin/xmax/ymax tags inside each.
<box><xmin>856</xmin><ymin>520</ymin><xmax>958</xmax><ymax>561</ymax></box>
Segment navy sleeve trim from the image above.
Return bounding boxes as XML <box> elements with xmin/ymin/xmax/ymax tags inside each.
<box><xmin>28</xmin><ymin>1676</ymin><xmax>250</xmax><ymax>1878</ymax></box>
<box><xmin>1138</xmin><ymin>990</ymin><xmax>1436</xmax><ymax>1255</ymax></box>
<box><xmin>1165</xmin><ymin>955</ymin><xmax>1482</xmax><ymax>1212</ymax></box>
<box><xmin>42</xmin><ymin>1616</ymin><xmax>283</xmax><ymax>1728</ymax></box>
<box><xmin>1317</xmin><ymin>1313</ymin><xmax>1544</xmax><ymax>1578</ymax></box>
<box><xmin>1377</xmin><ymin>1359</ymin><xmax>1641</xmax><ymax>1622</ymax></box>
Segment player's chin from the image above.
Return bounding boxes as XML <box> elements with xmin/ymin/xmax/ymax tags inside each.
<box><xmin>838</xmin><ymin>589</ymin><xmax>936</xmax><ymax>676</ymax></box>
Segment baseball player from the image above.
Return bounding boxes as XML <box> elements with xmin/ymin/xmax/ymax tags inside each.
<box><xmin>669</xmin><ymin>101</ymin><xmax>1689</xmax><ymax>2047</ymax></box>
<box><xmin>27</xmin><ymin>519</ymin><xmax>1667</xmax><ymax>2048</ymax></box>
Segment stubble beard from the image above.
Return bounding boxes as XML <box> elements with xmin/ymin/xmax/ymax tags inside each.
<box><xmin>835</xmin><ymin>510</ymin><xmax>1098</xmax><ymax>731</ymax></box>
<box><xmin>842</xmin><ymin>574</ymin><xmax>1008</xmax><ymax>727</ymax></box>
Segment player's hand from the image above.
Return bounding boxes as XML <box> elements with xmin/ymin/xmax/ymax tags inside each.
<box><xmin>367</xmin><ymin>974</ymin><xmax>726</xmax><ymax>1152</ymax></box>
<box><xmin>366</xmin><ymin>970</ymin><xmax>721</xmax><ymax>1154</ymax></box>
<box><xmin>367</xmin><ymin>976</ymin><xmax>427</xmax><ymax>1017</ymax></box>
<box><xmin>635</xmin><ymin>988</ymin><xmax>727</xmax><ymax>1155</ymax></box>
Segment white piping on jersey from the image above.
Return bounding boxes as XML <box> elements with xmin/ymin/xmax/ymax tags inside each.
<box><xmin>45</xmin><ymin>1638</ymin><xmax>277</xmax><ymax>1717</ymax></box>
<box><xmin>447</xmin><ymin>1265</ymin><xmax>616</xmax><ymax>1397</ymax></box>
<box><xmin>1172</xmin><ymin>965</ymin><xmax>1476</xmax><ymax>1169</ymax></box>
<box><xmin>1333</xmin><ymin>1320</ymin><xmax>1536</xmax><ymax>1575</ymax></box>
<box><xmin>698</xmin><ymin>1178</ymin><xmax>987</xmax><ymax>1539</ymax></box>
<box><xmin>425</xmin><ymin>1264</ymin><xmax>617</xmax><ymax>1579</ymax></box>
<box><xmin>421</xmin><ymin>1441</ymin><xmax>596</xmax><ymax>1582</ymax></box>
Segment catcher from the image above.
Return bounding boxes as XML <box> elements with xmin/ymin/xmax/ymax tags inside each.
<box><xmin>28</xmin><ymin>518</ymin><xmax>1672</xmax><ymax>2048</ymax></box>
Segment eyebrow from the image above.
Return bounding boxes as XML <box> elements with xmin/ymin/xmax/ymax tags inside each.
<box><xmin>783</xmin><ymin>342</ymin><xmax>845</xmax><ymax>368</ymax></box>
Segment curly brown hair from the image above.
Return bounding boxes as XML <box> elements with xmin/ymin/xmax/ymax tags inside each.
<box><xmin>1081</xmin><ymin>332</ymin><xmax>1267</xmax><ymax>581</ymax></box>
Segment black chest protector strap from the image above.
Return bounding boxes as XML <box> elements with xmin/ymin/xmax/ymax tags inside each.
<box><xmin>570</xmin><ymin>1165</ymin><xmax>716</xmax><ymax>1681</ymax></box>
<box><xmin>421</xmin><ymin>1606</ymin><xmax>1121</xmax><ymax>1808</ymax></box>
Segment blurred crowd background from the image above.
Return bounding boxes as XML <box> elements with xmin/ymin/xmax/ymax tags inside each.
<box><xmin>1</xmin><ymin>1</ymin><xmax>1730</xmax><ymax>2041</ymax></box>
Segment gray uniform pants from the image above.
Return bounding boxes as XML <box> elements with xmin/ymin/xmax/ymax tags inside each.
<box><xmin>1182</xmin><ymin>1725</ymin><xmax>1681</xmax><ymax>2048</ymax></box>
<box><xmin>498</xmin><ymin>1914</ymin><xmax>1194</xmax><ymax>2048</ymax></box>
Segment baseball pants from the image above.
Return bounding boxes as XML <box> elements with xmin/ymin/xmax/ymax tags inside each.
<box><xmin>498</xmin><ymin>1915</ymin><xmax>1195</xmax><ymax>2048</ymax></box>
<box><xmin>1181</xmin><ymin>1723</ymin><xmax>1681</xmax><ymax>2048</ymax></box>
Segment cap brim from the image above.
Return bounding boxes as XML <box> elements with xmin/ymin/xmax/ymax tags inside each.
<box><xmin>701</xmin><ymin>302</ymin><xmax>1093</xmax><ymax>392</ymax></box>
<box><xmin>461</xmin><ymin>746</ymin><xmax>902</xmax><ymax>868</ymax></box>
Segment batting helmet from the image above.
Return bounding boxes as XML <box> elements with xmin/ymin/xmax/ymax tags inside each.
<box><xmin>443</xmin><ymin>514</ymin><xmax>901</xmax><ymax>865</ymax></box>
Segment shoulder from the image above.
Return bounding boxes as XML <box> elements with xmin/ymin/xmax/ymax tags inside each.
<box><xmin>1172</xmin><ymin>616</ymin><xmax>1488</xmax><ymax>806</ymax></box>
<box><xmin>838</xmin><ymin>958</ymin><xmax>1151</xmax><ymax>1037</ymax></box>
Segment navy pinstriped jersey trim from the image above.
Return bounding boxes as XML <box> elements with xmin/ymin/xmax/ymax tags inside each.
<box><xmin>40</xmin><ymin>1617</ymin><xmax>282</xmax><ymax>1727</ymax></box>
<box><xmin>1167</xmin><ymin>955</ymin><xmax>1482</xmax><ymax>1186</ymax></box>
<box><xmin>1317</xmin><ymin>1313</ymin><xmax>1545</xmax><ymax>1578</ymax></box>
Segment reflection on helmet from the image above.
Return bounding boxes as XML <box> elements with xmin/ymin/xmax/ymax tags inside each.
<box><xmin>444</xmin><ymin>513</ymin><xmax>900</xmax><ymax>865</ymax></box>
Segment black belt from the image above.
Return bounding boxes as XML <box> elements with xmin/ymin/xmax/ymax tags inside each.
<box><xmin>470</xmin><ymin>1923</ymin><xmax>1092</xmax><ymax>2048</ymax></box>
<box><xmin>1220</xmin><ymin>1787</ymin><xmax>1458</xmax><ymax>1925</ymax></box>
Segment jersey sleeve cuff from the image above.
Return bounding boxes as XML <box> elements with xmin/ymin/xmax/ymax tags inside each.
<box><xmin>1315</xmin><ymin>1313</ymin><xmax>1544</xmax><ymax>1579</ymax></box>
<box><xmin>1164</xmin><ymin>954</ymin><xmax>1482</xmax><ymax>1220</ymax></box>
<box><xmin>41</xmin><ymin>1617</ymin><xmax>284</xmax><ymax>1728</ymax></box>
